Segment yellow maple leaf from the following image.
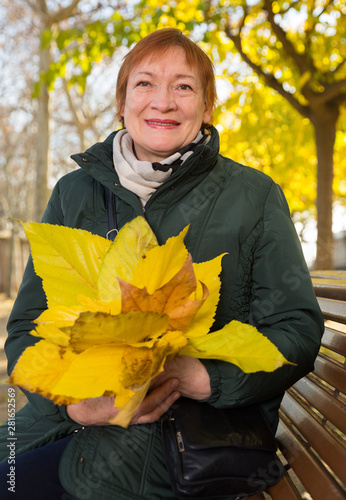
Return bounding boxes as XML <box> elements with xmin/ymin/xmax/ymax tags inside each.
<box><xmin>13</xmin><ymin>217</ymin><xmax>292</xmax><ymax>428</ymax></box>
<box><xmin>10</xmin><ymin>340</ymin><xmax>81</xmax><ymax>405</ymax></box>
<box><xmin>186</xmin><ymin>255</ymin><xmax>225</xmax><ymax>338</ymax></box>
<box><xmin>20</xmin><ymin>221</ymin><xmax>111</xmax><ymax>307</ymax></box>
<box><xmin>36</xmin><ymin>305</ymin><xmax>85</xmax><ymax>328</ymax></box>
<box><xmin>110</xmin><ymin>330</ymin><xmax>187</xmax><ymax>427</ymax></box>
<box><xmin>68</xmin><ymin>311</ymin><xmax>170</xmax><ymax>352</ymax></box>
<box><xmin>98</xmin><ymin>216</ymin><xmax>158</xmax><ymax>302</ymax></box>
<box><xmin>76</xmin><ymin>296</ymin><xmax>122</xmax><ymax>315</ymax></box>
<box><xmin>181</xmin><ymin>320</ymin><xmax>294</xmax><ymax>372</ymax></box>
<box><xmin>119</xmin><ymin>255</ymin><xmax>208</xmax><ymax>331</ymax></box>
<box><xmin>131</xmin><ymin>225</ymin><xmax>189</xmax><ymax>293</ymax></box>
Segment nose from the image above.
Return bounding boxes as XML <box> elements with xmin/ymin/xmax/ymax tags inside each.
<box><xmin>150</xmin><ymin>86</ymin><xmax>177</xmax><ymax>112</ymax></box>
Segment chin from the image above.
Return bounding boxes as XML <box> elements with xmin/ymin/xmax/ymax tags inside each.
<box><xmin>148</xmin><ymin>144</ymin><xmax>177</xmax><ymax>157</ymax></box>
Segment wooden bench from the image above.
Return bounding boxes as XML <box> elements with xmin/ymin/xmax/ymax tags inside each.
<box><xmin>248</xmin><ymin>270</ymin><xmax>346</xmax><ymax>500</ymax></box>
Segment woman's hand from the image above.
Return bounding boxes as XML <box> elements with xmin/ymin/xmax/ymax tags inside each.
<box><xmin>66</xmin><ymin>356</ymin><xmax>211</xmax><ymax>426</ymax></box>
<box><xmin>66</xmin><ymin>378</ymin><xmax>180</xmax><ymax>426</ymax></box>
<box><xmin>151</xmin><ymin>356</ymin><xmax>211</xmax><ymax>400</ymax></box>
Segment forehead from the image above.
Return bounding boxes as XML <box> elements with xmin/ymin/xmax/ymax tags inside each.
<box><xmin>129</xmin><ymin>46</ymin><xmax>201</xmax><ymax>81</ymax></box>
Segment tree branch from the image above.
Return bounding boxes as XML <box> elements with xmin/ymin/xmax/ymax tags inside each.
<box><xmin>317</xmin><ymin>78</ymin><xmax>346</xmax><ymax>103</ymax></box>
<box><xmin>27</xmin><ymin>0</ymin><xmax>80</xmax><ymax>27</ymax></box>
<box><xmin>49</xmin><ymin>0</ymin><xmax>81</xmax><ymax>25</ymax></box>
<box><xmin>63</xmin><ymin>80</ymin><xmax>87</xmax><ymax>149</ymax></box>
<box><xmin>263</xmin><ymin>0</ymin><xmax>315</xmax><ymax>76</ymax></box>
<box><xmin>319</xmin><ymin>0</ymin><xmax>336</xmax><ymax>16</ymax></box>
<box><xmin>337</xmin><ymin>92</ymin><xmax>346</xmax><ymax>105</ymax></box>
<box><xmin>333</xmin><ymin>58</ymin><xmax>346</xmax><ymax>75</ymax></box>
<box><xmin>26</xmin><ymin>0</ymin><xmax>48</xmax><ymax>16</ymax></box>
<box><xmin>224</xmin><ymin>24</ymin><xmax>311</xmax><ymax>119</ymax></box>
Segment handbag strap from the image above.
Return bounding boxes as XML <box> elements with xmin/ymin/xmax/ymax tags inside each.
<box><xmin>104</xmin><ymin>186</ymin><xmax>118</xmax><ymax>241</ymax></box>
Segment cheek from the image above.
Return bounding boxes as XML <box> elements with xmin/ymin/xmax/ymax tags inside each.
<box><xmin>124</xmin><ymin>94</ymin><xmax>149</xmax><ymax>116</ymax></box>
<box><xmin>186</xmin><ymin>98</ymin><xmax>207</xmax><ymax>120</ymax></box>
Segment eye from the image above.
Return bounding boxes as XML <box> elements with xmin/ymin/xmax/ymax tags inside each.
<box><xmin>136</xmin><ymin>81</ymin><xmax>151</xmax><ymax>87</ymax></box>
<box><xmin>178</xmin><ymin>84</ymin><xmax>193</xmax><ymax>91</ymax></box>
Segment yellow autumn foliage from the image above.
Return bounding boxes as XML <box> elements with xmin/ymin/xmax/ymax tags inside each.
<box><xmin>10</xmin><ymin>216</ymin><xmax>292</xmax><ymax>427</ymax></box>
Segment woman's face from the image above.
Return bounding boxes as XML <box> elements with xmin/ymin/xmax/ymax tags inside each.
<box><xmin>121</xmin><ymin>47</ymin><xmax>213</xmax><ymax>163</ymax></box>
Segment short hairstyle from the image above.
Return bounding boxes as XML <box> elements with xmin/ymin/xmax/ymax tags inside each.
<box><xmin>115</xmin><ymin>28</ymin><xmax>217</xmax><ymax>126</ymax></box>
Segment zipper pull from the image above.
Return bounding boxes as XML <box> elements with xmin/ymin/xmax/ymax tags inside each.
<box><xmin>176</xmin><ymin>431</ymin><xmax>185</xmax><ymax>452</ymax></box>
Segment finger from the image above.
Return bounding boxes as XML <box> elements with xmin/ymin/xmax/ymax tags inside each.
<box><xmin>148</xmin><ymin>370</ymin><xmax>169</xmax><ymax>392</ymax></box>
<box><xmin>131</xmin><ymin>378</ymin><xmax>179</xmax><ymax>424</ymax></box>
<box><xmin>148</xmin><ymin>357</ymin><xmax>183</xmax><ymax>391</ymax></box>
<box><xmin>134</xmin><ymin>390</ymin><xmax>180</xmax><ymax>425</ymax></box>
<box><xmin>142</xmin><ymin>378</ymin><xmax>179</xmax><ymax>413</ymax></box>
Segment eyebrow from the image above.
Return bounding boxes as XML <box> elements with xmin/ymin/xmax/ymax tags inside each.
<box><xmin>134</xmin><ymin>71</ymin><xmax>196</xmax><ymax>80</ymax></box>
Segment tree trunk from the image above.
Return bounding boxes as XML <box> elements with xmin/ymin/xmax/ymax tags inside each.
<box><xmin>8</xmin><ymin>223</ymin><xmax>20</xmax><ymax>298</ymax></box>
<box><xmin>35</xmin><ymin>35</ymin><xmax>50</xmax><ymax>222</ymax></box>
<box><xmin>310</xmin><ymin>102</ymin><xmax>339</xmax><ymax>270</ymax></box>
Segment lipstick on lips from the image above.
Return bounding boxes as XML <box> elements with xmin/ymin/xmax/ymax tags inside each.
<box><xmin>145</xmin><ymin>119</ymin><xmax>181</xmax><ymax>128</ymax></box>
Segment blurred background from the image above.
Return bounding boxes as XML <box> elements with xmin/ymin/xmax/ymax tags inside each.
<box><xmin>0</xmin><ymin>0</ymin><xmax>346</xmax><ymax>298</ymax></box>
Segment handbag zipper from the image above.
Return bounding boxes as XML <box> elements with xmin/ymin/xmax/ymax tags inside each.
<box><xmin>176</xmin><ymin>431</ymin><xmax>185</xmax><ymax>452</ymax></box>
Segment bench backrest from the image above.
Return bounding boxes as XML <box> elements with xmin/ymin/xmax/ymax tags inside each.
<box><xmin>268</xmin><ymin>271</ymin><xmax>346</xmax><ymax>500</ymax></box>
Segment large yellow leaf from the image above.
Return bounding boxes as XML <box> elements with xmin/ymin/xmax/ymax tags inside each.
<box><xmin>120</xmin><ymin>255</ymin><xmax>207</xmax><ymax>331</ymax></box>
<box><xmin>50</xmin><ymin>344</ymin><xmax>133</xmax><ymax>400</ymax></box>
<box><xmin>76</xmin><ymin>296</ymin><xmax>122</xmax><ymax>315</ymax></box>
<box><xmin>35</xmin><ymin>304</ymin><xmax>85</xmax><ymax>328</ymax></box>
<box><xmin>20</xmin><ymin>222</ymin><xmax>111</xmax><ymax>307</ymax></box>
<box><xmin>110</xmin><ymin>330</ymin><xmax>187</xmax><ymax>427</ymax></box>
<box><xmin>131</xmin><ymin>225</ymin><xmax>189</xmax><ymax>294</ymax></box>
<box><xmin>186</xmin><ymin>254</ymin><xmax>225</xmax><ymax>338</ymax></box>
<box><xmin>109</xmin><ymin>381</ymin><xmax>150</xmax><ymax>427</ymax></box>
<box><xmin>120</xmin><ymin>349</ymin><xmax>154</xmax><ymax>390</ymax></box>
<box><xmin>9</xmin><ymin>340</ymin><xmax>81</xmax><ymax>405</ymax></box>
<box><xmin>35</xmin><ymin>324</ymin><xmax>71</xmax><ymax>347</ymax></box>
<box><xmin>180</xmin><ymin>320</ymin><xmax>292</xmax><ymax>372</ymax></box>
<box><xmin>15</xmin><ymin>330</ymin><xmax>185</xmax><ymax>410</ymax></box>
<box><xmin>49</xmin><ymin>335</ymin><xmax>185</xmax><ymax>404</ymax></box>
<box><xmin>98</xmin><ymin>216</ymin><xmax>158</xmax><ymax>302</ymax></box>
<box><xmin>149</xmin><ymin>330</ymin><xmax>188</xmax><ymax>378</ymax></box>
<box><xmin>69</xmin><ymin>310</ymin><xmax>170</xmax><ymax>352</ymax></box>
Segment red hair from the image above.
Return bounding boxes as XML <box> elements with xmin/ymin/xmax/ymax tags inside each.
<box><xmin>115</xmin><ymin>28</ymin><xmax>217</xmax><ymax>126</ymax></box>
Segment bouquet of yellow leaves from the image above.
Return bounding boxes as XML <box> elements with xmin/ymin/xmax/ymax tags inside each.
<box><xmin>10</xmin><ymin>217</ymin><xmax>291</xmax><ymax>427</ymax></box>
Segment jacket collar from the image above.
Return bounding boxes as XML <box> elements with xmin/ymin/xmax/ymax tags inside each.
<box><xmin>70</xmin><ymin>126</ymin><xmax>220</xmax><ymax>194</ymax></box>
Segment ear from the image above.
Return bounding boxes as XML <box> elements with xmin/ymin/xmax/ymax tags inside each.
<box><xmin>203</xmin><ymin>104</ymin><xmax>213</xmax><ymax>125</ymax></box>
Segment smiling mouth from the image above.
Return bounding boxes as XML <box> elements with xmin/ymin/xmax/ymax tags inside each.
<box><xmin>145</xmin><ymin>119</ymin><xmax>180</xmax><ymax>127</ymax></box>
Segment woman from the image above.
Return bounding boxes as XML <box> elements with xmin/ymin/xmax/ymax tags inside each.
<box><xmin>0</xmin><ymin>28</ymin><xmax>323</xmax><ymax>499</ymax></box>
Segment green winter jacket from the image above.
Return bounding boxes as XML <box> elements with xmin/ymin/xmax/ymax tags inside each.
<box><xmin>0</xmin><ymin>127</ymin><xmax>324</xmax><ymax>499</ymax></box>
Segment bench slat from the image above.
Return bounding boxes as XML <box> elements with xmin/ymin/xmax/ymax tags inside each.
<box><xmin>313</xmin><ymin>354</ymin><xmax>346</xmax><ymax>394</ymax></box>
<box><xmin>321</xmin><ymin>327</ymin><xmax>346</xmax><ymax>357</ymax></box>
<box><xmin>277</xmin><ymin>418</ymin><xmax>346</xmax><ymax>500</ymax></box>
<box><xmin>311</xmin><ymin>271</ymin><xmax>346</xmax><ymax>280</ymax></box>
<box><xmin>292</xmin><ymin>376</ymin><xmax>346</xmax><ymax>435</ymax></box>
<box><xmin>312</xmin><ymin>279</ymin><xmax>346</xmax><ymax>300</ymax></box>
<box><xmin>316</xmin><ymin>297</ymin><xmax>346</xmax><ymax>324</ymax></box>
<box><xmin>267</xmin><ymin>473</ymin><xmax>302</xmax><ymax>499</ymax></box>
<box><xmin>281</xmin><ymin>391</ymin><xmax>346</xmax><ymax>484</ymax></box>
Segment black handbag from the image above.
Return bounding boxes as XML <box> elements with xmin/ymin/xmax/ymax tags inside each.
<box><xmin>161</xmin><ymin>397</ymin><xmax>284</xmax><ymax>499</ymax></box>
